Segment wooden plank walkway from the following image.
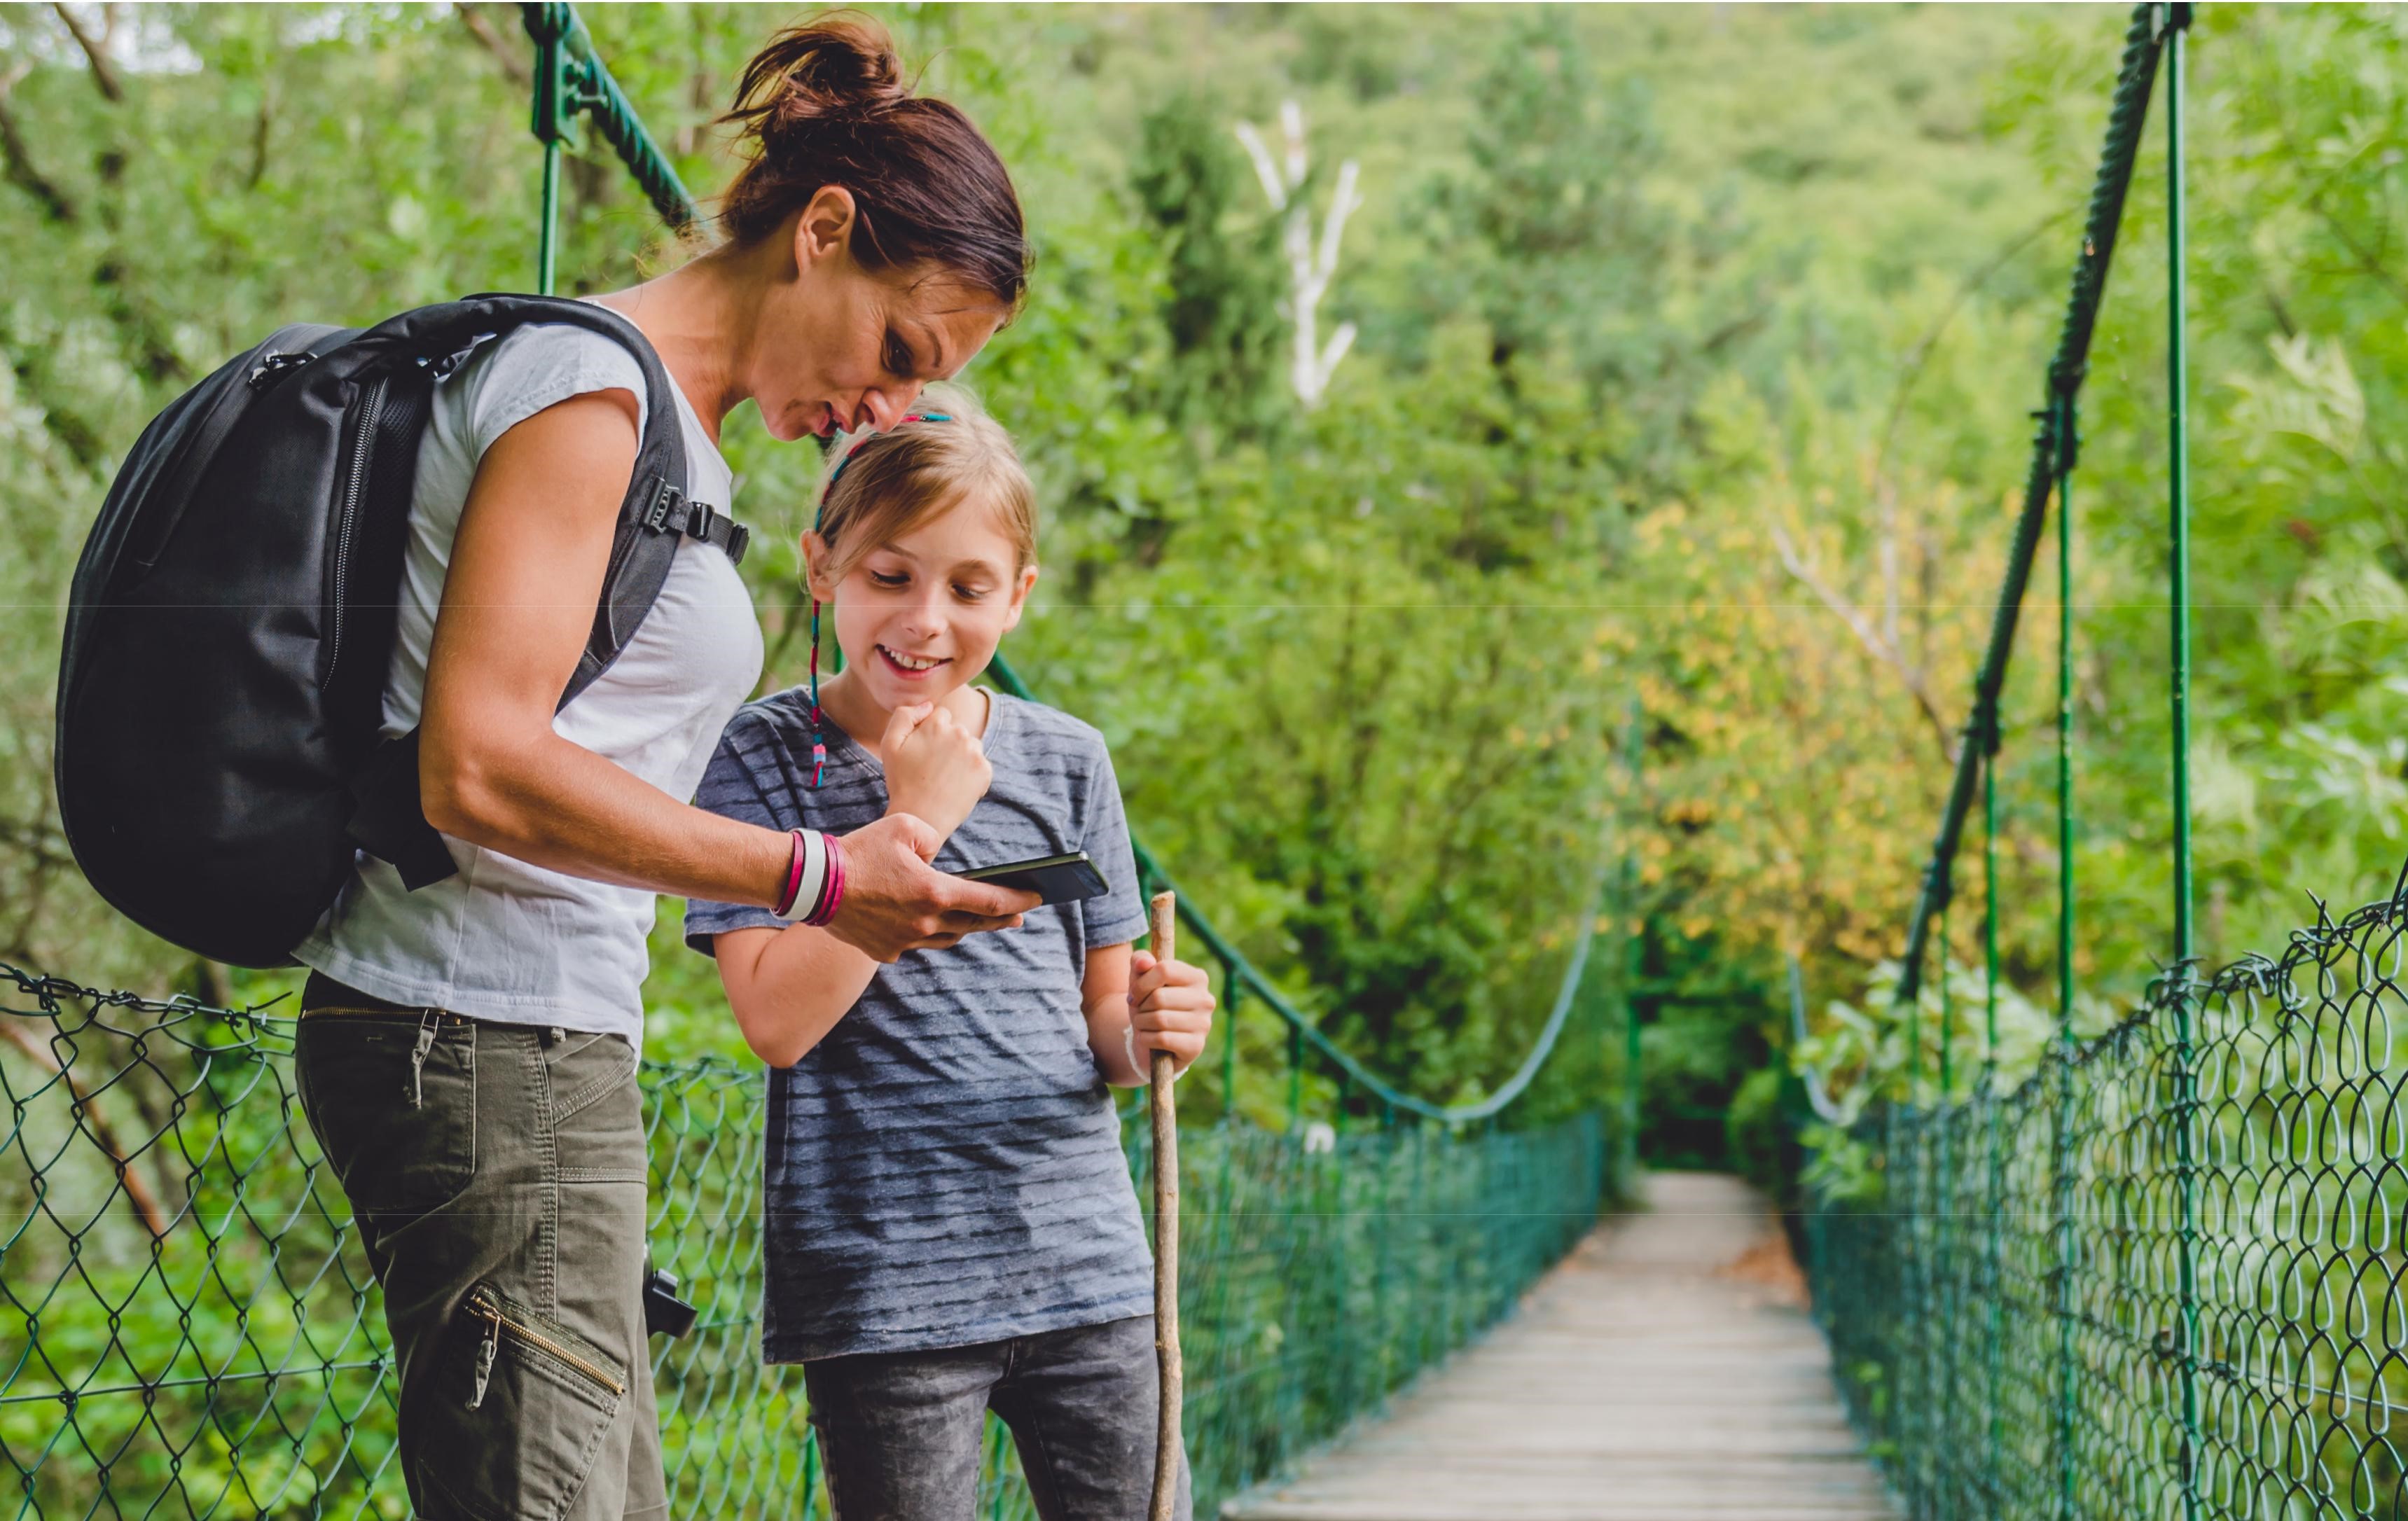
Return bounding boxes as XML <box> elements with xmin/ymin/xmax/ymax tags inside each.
<box><xmin>1224</xmin><ymin>1171</ymin><xmax>1896</xmax><ymax>1521</ymax></box>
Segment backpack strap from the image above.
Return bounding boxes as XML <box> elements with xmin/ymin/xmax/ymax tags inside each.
<box><xmin>344</xmin><ymin>295</ymin><xmax>745</xmax><ymax>890</ymax></box>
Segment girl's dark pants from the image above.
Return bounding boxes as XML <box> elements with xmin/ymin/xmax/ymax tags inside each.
<box><xmin>295</xmin><ymin>973</ymin><xmax>665</xmax><ymax>1520</ymax></box>
<box><xmin>804</xmin><ymin>1314</ymin><xmax>1193</xmax><ymax>1521</ymax></box>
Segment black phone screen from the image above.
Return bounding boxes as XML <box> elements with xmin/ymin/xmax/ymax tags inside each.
<box><xmin>957</xmin><ymin>852</ymin><xmax>1110</xmax><ymax>906</ymax></box>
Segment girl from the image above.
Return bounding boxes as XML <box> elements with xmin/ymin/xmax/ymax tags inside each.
<box><xmin>292</xmin><ymin>20</ymin><xmax>1037</xmax><ymax>1521</ymax></box>
<box><xmin>685</xmin><ymin>391</ymin><xmax>1212</xmax><ymax>1521</ymax></box>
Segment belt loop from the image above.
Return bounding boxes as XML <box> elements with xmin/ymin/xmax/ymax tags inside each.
<box><xmin>407</xmin><ymin>1010</ymin><xmax>438</xmax><ymax>1107</ymax></box>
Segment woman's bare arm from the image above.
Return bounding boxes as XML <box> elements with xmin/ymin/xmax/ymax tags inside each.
<box><xmin>415</xmin><ymin>392</ymin><xmax>1034</xmax><ymax>958</ymax></box>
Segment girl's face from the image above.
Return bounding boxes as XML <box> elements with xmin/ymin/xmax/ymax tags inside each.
<box><xmin>805</xmin><ymin>497</ymin><xmax>1039</xmax><ymax>715</ymax></box>
<box><xmin>749</xmin><ymin>188</ymin><xmax>1008</xmax><ymax>443</ymax></box>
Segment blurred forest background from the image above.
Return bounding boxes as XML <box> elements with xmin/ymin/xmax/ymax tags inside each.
<box><xmin>3</xmin><ymin>3</ymin><xmax>2403</xmax><ymax>1172</ymax></box>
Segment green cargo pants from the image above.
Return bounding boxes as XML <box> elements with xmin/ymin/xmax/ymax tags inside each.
<box><xmin>295</xmin><ymin>973</ymin><xmax>666</xmax><ymax>1520</ymax></box>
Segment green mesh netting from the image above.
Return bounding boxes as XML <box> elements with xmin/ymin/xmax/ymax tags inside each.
<box><xmin>1806</xmin><ymin>883</ymin><xmax>2408</xmax><ymax>1520</ymax></box>
<box><xmin>0</xmin><ymin>961</ymin><xmax>1607</xmax><ymax>1519</ymax></box>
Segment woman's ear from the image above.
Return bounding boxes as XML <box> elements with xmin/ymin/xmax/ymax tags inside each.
<box><xmin>1000</xmin><ymin>563</ymin><xmax>1039</xmax><ymax>634</ymax></box>
<box><xmin>792</xmin><ymin>185</ymin><xmax>860</xmax><ymax>272</ymax></box>
<box><xmin>802</xmin><ymin>531</ymin><xmax>841</xmax><ymax>604</ymax></box>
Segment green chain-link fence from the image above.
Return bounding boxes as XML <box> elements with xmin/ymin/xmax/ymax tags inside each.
<box><xmin>1808</xmin><ymin>878</ymin><xmax>2408</xmax><ymax>1520</ymax></box>
<box><xmin>0</xmin><ymin>960</ymin><xmax>1608</xmax><ymax>1519</ymax></box>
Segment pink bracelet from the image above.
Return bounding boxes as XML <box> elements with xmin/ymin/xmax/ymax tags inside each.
<box><xmin>806</xmin><ymin>832</ymin><xmax>846</xmax><ymax>926</ymax></box>
<box><xmin>772</xmin><ymin>830</ymin><xmax>810</xmax><ymax>918</ymax></box>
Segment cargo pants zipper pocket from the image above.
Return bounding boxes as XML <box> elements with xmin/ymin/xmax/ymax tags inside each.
<box><xmin>462</xmin><ymin>1284</ymin><xmax>628</xmax><ymax>1412</ymax></box>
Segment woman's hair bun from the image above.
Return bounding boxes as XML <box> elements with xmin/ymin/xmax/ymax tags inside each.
<box><xmin>717</xmin><ymin>11</ymin><xmax>1028</xmax><ymax>310</ymax></box>
<box><xmin>728</xmin><ymin>15</ymin><xmax>907</xmax><ymax>137</ymax></box>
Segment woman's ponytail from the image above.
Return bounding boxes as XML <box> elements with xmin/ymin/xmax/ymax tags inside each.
<box><xmin>719</xmin><ymin>14</ymin><xmax>1027</xmax><ymax>310</ymax></box>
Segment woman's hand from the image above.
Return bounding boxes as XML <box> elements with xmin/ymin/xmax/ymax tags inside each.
<box><xmin>824</xmin><ymin>813</ymin><xmax>1035</xmax><ymax>964</ymax></box>
<box><xmin>880</xmin><ymin>702</ymin><xmax>991</xmax><ymax>841</ymax></box>
<box><xmin>1127</xmin><ymin>950</ymin><xmax>1215</xmax><ymax>1077</ymax></box>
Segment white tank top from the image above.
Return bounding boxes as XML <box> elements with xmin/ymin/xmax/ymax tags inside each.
<box><xmin>296</xmin><ymin>323</ymin><xmax>765</xmax><ymax>1044</ymax></box>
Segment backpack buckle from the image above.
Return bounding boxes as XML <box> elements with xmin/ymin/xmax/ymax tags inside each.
<box><xmin>643</xmin><ymin>478</ymin><xmax>681</xmax><ymax>534</ymax></box>
<box><xmin>638</xmin><ymin>477</ymin><xmax>744</xmax><ymax>562</ymax></box>
<box><xmin>246</xmin><ymin>352</ymin><xmax>312</xmax><ymax>391</ymax></box>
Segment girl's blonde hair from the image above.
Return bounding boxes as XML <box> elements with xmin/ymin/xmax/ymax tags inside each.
<box><xmin>813</xmin><ymin>384</ymin><xmax>1036</xmax><ymax>584</ymax></box>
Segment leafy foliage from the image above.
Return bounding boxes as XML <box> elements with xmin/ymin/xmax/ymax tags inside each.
<box><xmin>1</xmin><ymin>4</ymin><xmax>2400</xmax><ymax>1149</ymax></box>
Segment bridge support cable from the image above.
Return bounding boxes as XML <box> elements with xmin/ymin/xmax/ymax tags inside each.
<box><xmin>1799</xmin><ymin>6</ymin><xmax>2249</xmax><ymax>1520</ymax></box>
<box><xmin>2161</xmin><ymin>11</ymin><xmax>2202</xmax><ymax>1517</ymax></box>
<box><xmin>523</xmin><ymin>3</ymin><xmax>700</xmax><ymax>295</ymax></box>
<box><xmin>1894</xmin><ymin>2</ymin><xmax>2168</xmax><ymax>1007</ymax></box>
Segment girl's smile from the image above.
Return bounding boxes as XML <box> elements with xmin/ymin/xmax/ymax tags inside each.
<box><xmin>876</xmin><ymin>645</ymin><xmax>950</xmax><ymax>679</ymax></box>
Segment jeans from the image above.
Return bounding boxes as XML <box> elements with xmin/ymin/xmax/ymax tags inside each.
<box><xmin>803</xmin><ymin>1314</ymin><xmax>1192</xmax><ymax>1521</ymax></box>
<box><xmin>294</xmin><ymin>973</ymin><xmax>665</xmax><ymax>1520</ymax></box>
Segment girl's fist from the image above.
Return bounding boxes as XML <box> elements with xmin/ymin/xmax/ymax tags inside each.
<box><xmin>881</xmin><ymin>702</ymin><xmax>991</xmax><ymax>841</ymax></box>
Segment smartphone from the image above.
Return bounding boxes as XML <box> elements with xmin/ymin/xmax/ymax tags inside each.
<box><xmin>958</xmin><ymin>851</ymin><xmax>1109</xmax><ymax>906</ymax></box>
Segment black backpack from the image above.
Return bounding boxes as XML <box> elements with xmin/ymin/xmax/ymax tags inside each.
<box><xmin>55</xmin><ymin>295</ymin><xmax>751</xmax><ymax>968</ymax></box>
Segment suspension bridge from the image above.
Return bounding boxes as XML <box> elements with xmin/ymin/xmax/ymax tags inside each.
<box><xmin>5</xmin><ymin>4</ymin><xmax>2399</xmax><ymax>1519</ymax></box>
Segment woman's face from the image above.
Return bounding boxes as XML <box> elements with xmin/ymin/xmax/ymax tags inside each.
<box><xmin>749</xmin><ymin>188</ymin><xmax>1009</xmax><ymax>443</ymax></box>
<box><xmin>805</xmin><ymin>499</ymin><xmax>1038</xmax><ymax>716</ymax></box>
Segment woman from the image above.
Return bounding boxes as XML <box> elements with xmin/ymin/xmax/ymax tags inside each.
<box><xmin>290</xmin><ymin>20</ymin><xmax>1036</xmax><ymax>1520</ymax></box>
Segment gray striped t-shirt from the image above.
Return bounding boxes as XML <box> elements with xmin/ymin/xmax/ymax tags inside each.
<box><xmin>684</xmin><ymin>687</ymin><xmax>1154</xmax><ymax>1362</ymax></box>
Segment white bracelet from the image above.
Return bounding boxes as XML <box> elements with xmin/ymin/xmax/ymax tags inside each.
<box><xmin>1123</xmin><ymin>1023</ymin><xmax>1184</xmax><ymax>1083</ymax></box>
<box><xmin>774</xmin><ymin>828</ymin><xmax>829</xmax><ymax>924</ymax></box>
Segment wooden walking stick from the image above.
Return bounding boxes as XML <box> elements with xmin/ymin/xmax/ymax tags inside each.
<box><xmin>1147</xmin><ymin>890</ymin><xmax>1184</xmax><ymax>1521</ymax></box>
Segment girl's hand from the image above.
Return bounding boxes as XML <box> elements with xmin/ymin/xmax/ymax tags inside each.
<box><xmin>1128</xmin><ymin>951</ymin><xmax>1215</xmax><ymax>1075</ymax></box>
<box><xmin>881</xmin><ymin>702</ymin><xmax>991</xmax><ymax>840</ymax></box>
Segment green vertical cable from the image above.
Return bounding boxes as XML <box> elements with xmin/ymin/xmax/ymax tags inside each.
<box><xmin>1983</xmin><ymin>757</ymin><xmax>2000</xmax><ymax>1075</ymax></box>
<box><xmin>1982</xmin><ymin>750</ymin><xmax>2005</xmax><ymax>1517</ymax></box>
<box><xmin>1287</xmin><ymin>1020</ymin><xmax>1303</xmax><ymax>1132</ymax></box>
<box><xmin>1937</xmin><ymin>905</ymin><xmax>1953</xmax><ymax>1102</ymax></box>
<box><xmin>538</xmin><ymin>140</ymin><xmax>561</xmax><ymax>295</ymax></box>
<box><xmin>525</xmin><ymin>6</ymin><xmax>566</xmax><ymax>295</ymax></box>
<box><xmin>1933</xmin><ymin>899</ymin><xmax>1955</xmax><ymax>1508</ymax></box>
<box><xmin>2051</xmin><ymin>388</ymin><xmax>2079</xmax><ymax>1521</ymax></box>
<box><xmin>2164</xmin><ymin>13</ymin><xmax>2201</xmax><ymax>1518</ymax></box>
<box><xmin>1619</xmin><ymin>694</ymin><xmax>1643</xmax><ymax>1186</ymax></box>
<box><xmin>1221</xmin><ymin>968</ymin><xmax>1241</xmax><ymax>1125</ymax></box>
<box><xmin>1908</xmin><ymin>940</ymin><xmax>1924</xmax><ymax>1106</ymax></box>
<box><xmin>2166</xmin><ymin>10</ymin><xmax>2194</xmax><ymax>971</ymax></box>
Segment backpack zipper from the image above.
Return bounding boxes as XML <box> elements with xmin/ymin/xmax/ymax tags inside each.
<box><xmin>324</xmin><ymin>376</ymin><xmax>387</xmax><ymax>689</ymax></box>
<box><xmin>462</xmin><ymin>1285</ymin><xmax>627</xmax><ymax>1410</ymax></box>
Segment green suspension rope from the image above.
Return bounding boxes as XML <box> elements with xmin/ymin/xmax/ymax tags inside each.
<box><xmin>524</xmin><ymin>4</ymin><xmax>700</xmax><ymax>295</ymax></box>
<box><xmin>2161</xmin><ymin>9</ymin><xmax>2201</xmax><ymax>1517</ymax></box>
